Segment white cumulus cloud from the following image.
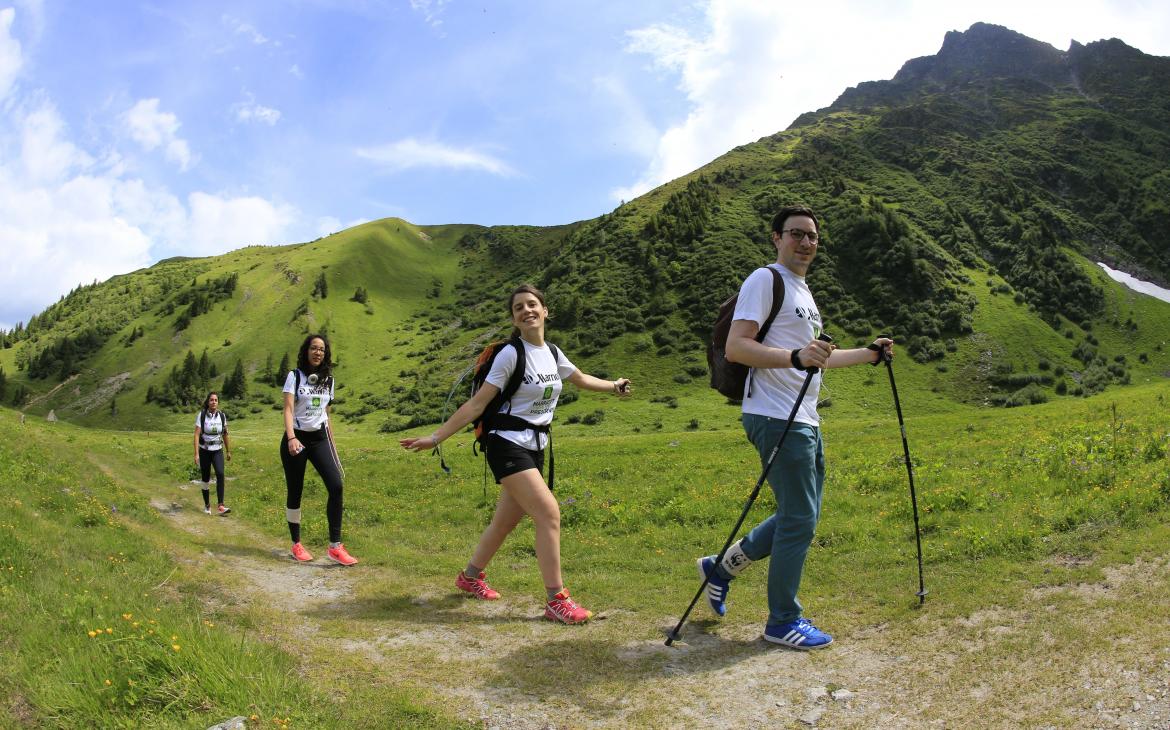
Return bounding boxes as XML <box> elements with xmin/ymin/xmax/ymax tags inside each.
<box><xmin>122</xmin><ymin>98</ymin><xmax>193</xmax><ymax>171</ymax></box>
<box><xmin>0</xmin><ymin>97</ymin><xmax>297</xmax><ymax>330</ymax></box>
<box><xmin>356</xmin><ymin>138</ymin><xmax>516</xmax><ymax>176</ymax></box>
<box><xmin>185</xmin><ymin>192</ymin><xmax>295</xmax><ymax>256</ymax></box>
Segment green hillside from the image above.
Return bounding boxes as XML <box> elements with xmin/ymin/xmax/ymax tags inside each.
<box><xmin>1</xmin><ymin>22</ymin><xmax>1169</xmax><ymax>435</ymax></box>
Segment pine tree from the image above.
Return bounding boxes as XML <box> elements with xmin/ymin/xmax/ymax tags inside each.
<box><xmin>223</xmin><ymin>359</ymin><xmax>247</xmax><ymax>400</ymax></box>
<box><xmin>277</xmin><ymin>353</ymin><xmax>290</xmax><ymax>386</ymax></box>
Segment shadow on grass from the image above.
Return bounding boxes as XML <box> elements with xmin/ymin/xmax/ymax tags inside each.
<box><xmin>484</xmin><ymin>626</ymin><xmax>784</xmax><ymax>720</ymax></box>
<box><xmin>303</xmin><ymin>592</ymin><xmax>551</xmax><ymax>624</ymax></box>
<box><xmin>304</xmin><ymin>591</ymin><xmax>788</xmax><ymax>721</ymax></box>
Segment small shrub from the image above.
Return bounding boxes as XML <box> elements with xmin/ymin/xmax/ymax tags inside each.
<box><xmin>1003</xmin><ymin>383</ymin><xmax>1048</xmax><ymax>407</ymax></box>
<box><xmin>581</xmin><ymin>410</ymin><xmax>605</xmax><ymax>426</ymax></box>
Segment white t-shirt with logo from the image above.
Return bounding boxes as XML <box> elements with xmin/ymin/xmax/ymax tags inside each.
<box><xmin>282</xmin><ymin>370</ymin><xmax>334</xmax><ymax>432</ymax></box>
<box><xmin>485</xmin><ymin>339</ymin><xmax>576</xmax><ymax>450</ymax></box>
<box><xmin>734</xmin><ymin>263</ymin><xmax>824</xmax><ymax>426</ymax></box>
<box><xmin>195</xmin><ymin>410</ymin><xmax>227</xmax><ymax>450</ymax></box>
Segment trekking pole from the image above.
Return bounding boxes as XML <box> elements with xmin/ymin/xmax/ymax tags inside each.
<box><xmin>880</xmin><ymin>349</ymin><xmax>927</xmax><ymax>604</ymax></box>
<box><xmin>666</xmin><ymin>334</ymin><xmax>831</xmax><ymax>646</ymax></box>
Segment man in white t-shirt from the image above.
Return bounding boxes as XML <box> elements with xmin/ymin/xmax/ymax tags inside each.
<box><xmin>696</xmin><ymin>205</ymin><xmax>894</xmax><ymax>650</ymax></box>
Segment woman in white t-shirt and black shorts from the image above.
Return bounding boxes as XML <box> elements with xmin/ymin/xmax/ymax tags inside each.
<box><xmin>281</xmin><ymin>333</ymin><xmax>359</xmax><ymax>567</ymax></box>
<box><xmin>194</xmin><ymin>391</ymin><xmax>231</xmax><ymax>515</ymax></box>
<box><xmin>401</xmin><ymin>284</ymin><xmax>632</xmax><ymax>624</ymax></box>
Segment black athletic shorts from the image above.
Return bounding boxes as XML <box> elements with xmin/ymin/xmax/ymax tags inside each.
<box><xmin>484</xmin><ymin>433</ymin><xmax>545</xmax><ymax>483</ymax></box>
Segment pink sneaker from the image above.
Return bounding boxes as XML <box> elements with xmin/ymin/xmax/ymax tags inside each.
<box><xmin>327</xmin><ymin>544</ymin><xmax>359</xmax><ymax>566</ymax></box>
<box><xmin>290</xmin><ymin>542</ymin><xmax>313</xmax><ymax>562</ymax></box>
<box><xmin>544</xmin><ymin>589</ymin><xmax>592</xmax><ymax>624</ymax></box>
<box><xmin>456</xmin><ymin>570</ymin><xmax>500</xmax><ymax>600</ymax></box>
<box><xmin>217</xmin><ymin>505</ymin><xmax>231</xmax><ymax>515</ymax></box>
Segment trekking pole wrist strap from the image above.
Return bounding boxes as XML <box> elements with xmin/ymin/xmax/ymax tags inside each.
<box><xmin>790</xmin><ymin>348</ymin><xmax>805</xmax><ymax>371</ymax></box>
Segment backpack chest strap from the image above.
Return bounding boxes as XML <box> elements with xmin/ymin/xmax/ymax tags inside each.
<box><xmin>487</xmin><ymin>414</ymin><xmax>550</xmax><ymax>434</ymax></box>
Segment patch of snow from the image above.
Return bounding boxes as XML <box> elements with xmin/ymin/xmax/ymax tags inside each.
<box><xmin>1097</xmin><ymin>263</ymin><xmax>1170</xmax><ymax>304</ymax></box>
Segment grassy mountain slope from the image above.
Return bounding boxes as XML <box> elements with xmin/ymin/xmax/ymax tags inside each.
<box><xmin>1</xmin><ymin>23</ymin><xmax>1169</xmax><ymax>435</ymax></box>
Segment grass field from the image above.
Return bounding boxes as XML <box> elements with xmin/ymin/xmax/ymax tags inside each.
<box><xmin>2</xmin><ymin>374</ymin><xmax>1168</xmax><ymax>727</ymax></box>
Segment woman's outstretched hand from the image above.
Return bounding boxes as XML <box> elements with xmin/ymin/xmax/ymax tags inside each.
<box><xmin>400</xmin><ymin>434</ymin><xmax>438</xmax><ymax>452</ymax></box>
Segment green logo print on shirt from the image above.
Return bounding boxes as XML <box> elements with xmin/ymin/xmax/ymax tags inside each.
<box><xmin>542</xmin><ymin>386</ymin><xmax>553</xmax><ymax>399</ymax></box>
<box><xmin>312</xmin><ymin>397</ymin><xmax>321</xmax><ymax>407</ymax></box>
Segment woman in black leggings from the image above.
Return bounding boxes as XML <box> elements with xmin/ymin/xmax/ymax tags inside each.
<box><xmin>194</xmin><ymin>391</ymin><xmax>231</xmax><ymax>515</ymax></box>
<box><xmin>280</xmin><ymin>334</ymin><xmax>358</xmax><ymax>566</ymax></box>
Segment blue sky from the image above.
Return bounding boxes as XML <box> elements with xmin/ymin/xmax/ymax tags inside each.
<box><xmin>1</xmin><ymin>0</ymin><xmax>1168</xmax><ymax>330</ymax></box>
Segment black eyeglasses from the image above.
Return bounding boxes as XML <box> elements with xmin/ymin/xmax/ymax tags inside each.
<box><xmin>781</xmin><ymin>229</ymin><xmax>819</xmax><ymax>244</ymax></box>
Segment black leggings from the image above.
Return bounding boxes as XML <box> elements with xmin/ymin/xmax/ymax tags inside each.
<box><xmin>280</xmin><ymin>429</ymin><xmax>344</xmax><ymax>544</ymax></box>
<box><xmin>199</xmin><ymin>448</ymin><xmax>225</xmax><ymax>505</ymax></box>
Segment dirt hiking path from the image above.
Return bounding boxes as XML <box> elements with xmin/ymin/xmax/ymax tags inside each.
<box><xmin>96</xmin><ymin>455</ymin><xmax>1170</xmax><ymax>729</ymax></box>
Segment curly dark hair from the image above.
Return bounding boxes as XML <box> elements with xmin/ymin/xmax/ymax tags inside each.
<box><xmin>296</xmin><ymin>334</ymin><xmax>333</xmax><ymax>381</ymax></box>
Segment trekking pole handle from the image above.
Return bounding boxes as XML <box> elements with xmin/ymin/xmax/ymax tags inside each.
<box><xmin>801</xmin><ymin>332</ymin><xmax>834</xmax><ymax>373</ymax></box>
<box><xmin>869</xmin><ymin>333</ymin><xmax>893</xmax><ymax>365</ymax></box>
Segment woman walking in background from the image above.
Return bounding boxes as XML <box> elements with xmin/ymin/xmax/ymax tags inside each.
<box><xmin>194</xmin><ymin>392</ymin><xmax>231</xmax><ymax>515</ymax></box>
<box><xmin>281</xmin><ymin>334</ymin><xmax>358</xmax><ymax>566</ymax></box>
<box><xmin>401</xmin><ymin>284</ymin><xmax>632</xmax><ymax>624</ymax></box>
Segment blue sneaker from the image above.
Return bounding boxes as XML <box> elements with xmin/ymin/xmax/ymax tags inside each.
<box><xmin>764</xmin><ymin>618</ymin><xmax>833</xmax><ymax>650</ymax></box>
<box><xmin>696</xmin><ymin>556</ymin><xmax>730</xmax><ymax>617</ymax></box>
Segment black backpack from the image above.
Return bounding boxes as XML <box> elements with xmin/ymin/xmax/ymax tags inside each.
<box><xmin>199</xmin><ymin>409</ymin><xmax>228</xmax><ymax>445</ymax></box>
<box><xmin>707</xmin><ymin>266</ymin><xmax>785</xmax><ymax>400</ymax></box>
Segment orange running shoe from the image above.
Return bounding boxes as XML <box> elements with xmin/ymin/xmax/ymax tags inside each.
<box><xmin>290</xmin><ymin>542</ymin><xmax>313</xmax><ymax>562</ymax></box>
<box><xmin>456</xmin><ymin>570</ymin><xmax>500</xmax><ymax>600</ymax></box>
<box><xmin>544</xmin><ymin>589</ymin><xmax>592</xmax><ymax>624</ymax></box>
<box><xmin>327</xmin><ymin>544</ymin><xmax>358</xmax><ymax>566</ymax></box>
<box><xmin>217</xmin><ymin>505</ymin><xmax>231</xmax><ymax>515</ymax></box>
